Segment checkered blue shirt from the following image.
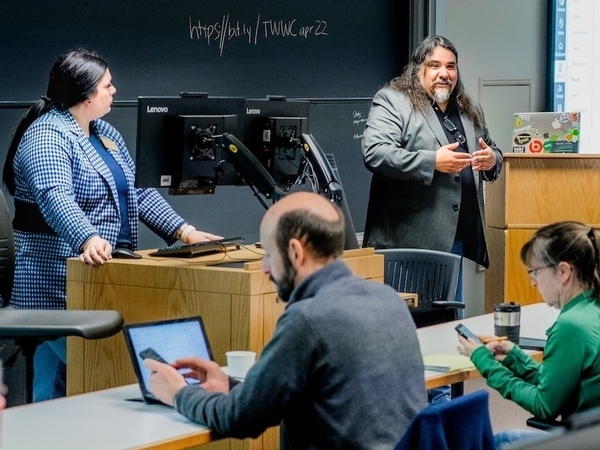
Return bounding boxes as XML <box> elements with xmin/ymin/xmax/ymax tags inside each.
<box><xmin>10</xmin><ymin>108</ymin><xmax>186</xmax><ymax>309</ymax></box>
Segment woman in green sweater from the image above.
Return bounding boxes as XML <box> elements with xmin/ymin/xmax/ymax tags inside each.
<box><xmin>459</xmin><ymin>221</ymin><xmax>600</xmax><ymax>448</ymax></box>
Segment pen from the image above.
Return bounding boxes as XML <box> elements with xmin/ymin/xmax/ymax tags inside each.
<box><xmin>481</xmin><ymin>336</ymin><xmax>508</xmax><ymax>344</ymax></box>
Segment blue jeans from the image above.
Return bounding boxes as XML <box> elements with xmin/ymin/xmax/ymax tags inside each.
<box><xmin>494</xmin><ymin>429</ymin><xmax>547</xmax><ymax>449</ymax></box>
<box><xmin>428</xmin><ymin>388</ymin><xmax>451</xmax><ymax>405</ymax></box>
<box><xmin>33</xmin><ymin>337</ymin><xmax>66</xmax><ymax>402</ymax></box>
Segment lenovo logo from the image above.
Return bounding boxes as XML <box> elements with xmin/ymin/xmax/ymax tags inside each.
<box><xmin>246</xmin><ymin>108</ymin><xmax>261</xmax><ymax>115</ymax></box>
<box><xmin>146</xmin><ymin>106</ymin><xmax>169</xmax><ymax>113</ymax></box>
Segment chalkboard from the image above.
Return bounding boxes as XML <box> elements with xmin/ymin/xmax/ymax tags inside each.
<box><xmin>0</xmin><ymin>1</ymin><xmax>409</xmax><ymax>249</ymax></box>
<box><xmin>306</xmin><ymin>98</ymin><xmax>373</xmax><ymax>235</ymax></box>
<box><xmin>0</xmin><ymin>1</ymin><xmax>408</xmax><ymax>100</ymax></box>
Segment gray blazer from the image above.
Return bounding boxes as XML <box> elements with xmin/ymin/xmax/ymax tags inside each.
<box><xmin>362</xmin><ymin>87</ymin><xmax>503</xmax><ymax>267</ymax></box>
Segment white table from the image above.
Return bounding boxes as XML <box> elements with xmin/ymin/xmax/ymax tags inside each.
<box><xmin>0</xmin><ymin>384</ymin><xmax>214</xmax><ymax>449</ymax></box>
<box><xmin>0</xmin><ymin>304</ymin><xmax>560</xmax><ymax>448</ymax></box>
<box><xmin>418</xmin><ymin>303</ymin><xmax>560</xmax><ymax>389</ymax></box>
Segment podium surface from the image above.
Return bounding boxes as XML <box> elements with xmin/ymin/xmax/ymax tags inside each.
<box><xmin>485</xmin><ymin>154</ymin><xmax>600</xmax><ymax>312</ymax></box>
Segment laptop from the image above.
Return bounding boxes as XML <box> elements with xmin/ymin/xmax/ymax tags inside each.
<box><xmin>511</xmin><ymin>111</ymin><xmax>581</xmax><ymax>154</ymax></box>
<box><xmin>123</xmin><ymin>316</ymin><xmax>214</xmax><ymax>404</ymax></box>
<box><xmin>518</xmin><ymin>337</ymin><xmax>546</xmax><ymax>351</ymax></box>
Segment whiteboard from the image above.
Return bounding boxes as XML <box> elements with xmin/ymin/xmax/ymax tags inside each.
<box><xmin>551</xmin><ymin>0</ymin><xmax>599</xmax><ymax>153</ymax></box>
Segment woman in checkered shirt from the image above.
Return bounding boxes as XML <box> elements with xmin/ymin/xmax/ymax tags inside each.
<box><xmin>2</xmin><ymin>49</ymin><xmax>221</xmax><ymax>402</ymax></box>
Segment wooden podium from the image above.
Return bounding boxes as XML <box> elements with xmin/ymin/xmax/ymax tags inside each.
<box><xmin>66</xmin><ymin>246</ymin><xmax>383</xmax><ymax>450</ymax></box>
<box><xmin>485</xmin><ymin>154</ymin><xmax>600</xmax><ymax>312</ymax></box>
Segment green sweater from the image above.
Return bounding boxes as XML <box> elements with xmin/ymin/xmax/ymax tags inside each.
<box><xmin>471</xmin><ymin>290</ymin><xmax>600</xmax><ymax>420</ymax></box>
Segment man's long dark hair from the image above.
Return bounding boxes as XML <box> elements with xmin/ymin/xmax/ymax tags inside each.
<box><xmin>3</xmin><ymin>49</ymin><xmax>108</xmax><ymax>195</ymax></box>
<box><xmin>388</xmin><ymin>35</ymin><xmax>482</xmax><ymax>127</ymax></box>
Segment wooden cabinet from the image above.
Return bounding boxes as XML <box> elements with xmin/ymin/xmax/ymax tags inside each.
<box><xmin>485</xmin><ymin>154</ymin><xmax>600</xmax><ymax>312</ymax></box>
<box><xmin>66</xmin><ymin>247</ymin><xmax>383</xmax><ymax>450</ymax></box>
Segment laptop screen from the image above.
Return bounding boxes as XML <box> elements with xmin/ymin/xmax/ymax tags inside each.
<box><xmin>123</xmin><ymin>317</ymin><xmax>213</xmax><ymax>403</ymax></box>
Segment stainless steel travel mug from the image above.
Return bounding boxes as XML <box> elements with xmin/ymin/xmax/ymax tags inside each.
<box><xmin>494</xmin><ymin>302</ymin><xmax>521</xmax><ymax>343</ymax></box>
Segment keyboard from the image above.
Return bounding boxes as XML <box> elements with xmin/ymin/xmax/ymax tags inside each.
<box><xmin>149</xmin><ymin>237</ymin><xmax>244</xmax><ymax>258</ymax></box>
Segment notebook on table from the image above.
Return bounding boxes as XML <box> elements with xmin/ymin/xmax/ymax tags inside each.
<box><xmin>123</xmin><ymin>316</ymin><xmax>214</xmax><ymax>404</ymax></box>
<box><xmin>511</xmin><ymin>111</ymin><xmax>581</xmax><ymax>154</ymax></box>
<box><xmin>423</xmin><ymin>354</ymin><xmax>475</xmax><ymax>373</ymax></box>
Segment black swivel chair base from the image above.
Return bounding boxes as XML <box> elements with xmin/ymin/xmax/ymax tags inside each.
<box><xmin>0</xmin><ymin>308</ymin><xmax>124</xmax><ymax>404</ymax></box>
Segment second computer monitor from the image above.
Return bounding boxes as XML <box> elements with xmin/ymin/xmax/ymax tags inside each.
<box><xmin>244</xmin><ymin>98</ymin><xmax>310</xmax><ymax>187</ymax></box>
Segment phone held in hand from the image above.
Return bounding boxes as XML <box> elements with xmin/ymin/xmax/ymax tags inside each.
<box><xmin>139</xmin><ymin>347</ymin><xmax>169</xmax><ymax>364</ymax></box>
<box><xmin>455</xmin><ymin>323</ymin><xmax>484</xmax><ymax>345</ymax></box>
<box><xmin>139</xmin><ymin>347</ymin><xmax>195</xmax><ymax>386</ymax></box>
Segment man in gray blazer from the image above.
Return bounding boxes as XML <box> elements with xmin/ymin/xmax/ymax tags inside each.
<box><xmin>362</xmin><ymin>35</ymin><xmax>503</xmax><ymax>307</ymax></box>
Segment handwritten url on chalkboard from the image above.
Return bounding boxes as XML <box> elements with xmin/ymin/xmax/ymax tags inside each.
<box><xmin>189</xmin><ymin>14</ymin><xmax>328</xmax><ymax>56</ymax></box>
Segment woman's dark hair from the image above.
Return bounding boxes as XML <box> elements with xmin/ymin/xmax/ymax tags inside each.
<box><xmin>275</xmin><ymin>207</ymin><xmax>345</xmax><ymax>261</ymax></box>
<box><xmin>521</xmin><ymin>221</ymin><xmax>600</xmax><ymax>298</ymax></box>
<box><xmin>3</xmin><ymin>49</ymin><xmax>108</xmax><ymax>194</ymax></box>
<box><xmin>388</xmin><ymin>35</ymin><xmax>481</xmax><ymax>127</ymax></box>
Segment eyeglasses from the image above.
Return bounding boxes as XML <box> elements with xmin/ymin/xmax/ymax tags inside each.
<box><xmin>442</xmin><ymin>117</ymin><xmax>466</xmax><ymax>146</ymax></box>
<box><xmin>527</xmin><ymin>264</ymin><xmax>555</xmax><ymax>280</ymax></box>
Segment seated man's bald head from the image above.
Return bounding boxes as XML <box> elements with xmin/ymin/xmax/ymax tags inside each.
<box><xmin>260</xmin><ymin>192</ymin><xmax>345</xmax><ymax>294</ymax></box>
<box><xmin>262</xmin><ymin>191</ymin><xmax>341</xmax><ymax>229</ymax></box>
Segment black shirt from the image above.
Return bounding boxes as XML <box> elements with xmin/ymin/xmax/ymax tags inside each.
<box><xmin>432</xmin><ymin>102</ymin><xmax>479</xmax><ymax>243</ymax></box>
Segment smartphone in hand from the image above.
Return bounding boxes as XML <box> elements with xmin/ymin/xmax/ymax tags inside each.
<box><xmin>455</xmin><ymin>323</ymin><xmax>484</xmax><ymax>345</ymax></box>
<box><xmin>139</xmin><ymin>347</ymin><xmax>195</xmax><ymax>385</ymax></box>
<box><xmin>139</xmin><ymin>347</ymin><xmax>169</xmax><ymax>364</ymax></box>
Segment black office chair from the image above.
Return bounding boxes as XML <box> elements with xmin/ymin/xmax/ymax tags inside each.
<box><xmin>0</xmin><ymin>189</ymin><xmax>15</xmax><ymax>307</ymax></box>
<box><xmin>394</xmin><ymin>390</ymin><xmax>495</xmax><ymax>450</ymax></box>
<box><xmin>375</xmin><ymin>248</ymin><xmax>463</xmax><ymax>328</ymax></box>
<box><xmin>377</xmin><ymin>248</ymin><xmax>464</xmax><ymax>398</ymax></box>
<box><xmin>0</xmin><ymin>188</ymin><xmax>124</xmax><ymax>404</ymax></box>
<box><xmin>516</xmin><ymin>408</ymin><xmax>600</xmax><ymax>449</ymax></box>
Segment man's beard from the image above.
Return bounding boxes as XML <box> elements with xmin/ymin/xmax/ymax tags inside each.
<box><xmin>432</xmin><ymin>86</ymin><xmax>451</xmax><ymax>104</ymax></box>
<box><xmin>271</xmin><ymin>254</ymin><xmax>296</xmax><ymax>303</ymax></box>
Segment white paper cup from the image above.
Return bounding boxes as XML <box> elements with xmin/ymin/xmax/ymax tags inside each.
<box><xmin>226</xmin><ymin>351</ymin><xmax>256</xmax><ymax>379</ymax></box>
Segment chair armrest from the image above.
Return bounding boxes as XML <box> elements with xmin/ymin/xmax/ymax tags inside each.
<box><xmin>432</xmin><ymin>301</ymin><xmax>466</xmax><ymax>309</ymax></box>
<box><xmin>526</xmin><ymin>416</ymin><xmax>563</xmax><ymax>430</ymax></box>
<box><xmin>0</xmin><ymin>308</ymin><xmax>124</xmax><ymax>341</ymax></box>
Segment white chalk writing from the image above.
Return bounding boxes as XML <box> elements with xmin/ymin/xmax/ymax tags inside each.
<box><xmin>352</xmin><ymin>110</ymin><xmax>367</xmax><ymax>139</ymax></box>
<box><xmin>188</xmin><ymin>14</ymin><xmax>328</xmax><ymax>56</ymax></box>
<box><xmin>352</xmin><ymin>110</ymin><xmax>367</xmax><ymax>126</ymax></box>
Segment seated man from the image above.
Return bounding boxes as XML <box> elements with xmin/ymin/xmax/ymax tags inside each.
<box><xmin>145</xmin><ymin>191</ymin><xmax>427</xmax><ymax>449</ymax></box>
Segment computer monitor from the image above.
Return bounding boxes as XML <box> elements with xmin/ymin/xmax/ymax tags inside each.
<box><xmin>244</xmin><ymin>97</ymin><xmax>310</xmax><ymax>187</ymax></box>
<box><xmin>135</xmin><ymin>94</ymin><xmax>245</xmax><ymax>194</ymax></box>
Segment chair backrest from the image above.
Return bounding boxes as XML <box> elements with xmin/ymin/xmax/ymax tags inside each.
<box><xmin>394</xmin><ymin>390</ymin><xmax>495</xmax><ymax>450</ymax></box>
<box><xmin>512</xmin><ymin>406</ymin><xmax>600</xmax><ymax>450</ymax></box>
<box><xmin>0</xmin><ymin>189</ymin><xmax>15</xmax><ymax>306</ymax></box>
<box><xmin>376</xmin><ymin>248</ymin><xmax>460</xmax><ymax>328</ymax></box>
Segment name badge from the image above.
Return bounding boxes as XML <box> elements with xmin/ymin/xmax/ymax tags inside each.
<box><xmin>100</xmin><ymin>137</ymin><xmax>119</xmax><ymax>152</ymax></box>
